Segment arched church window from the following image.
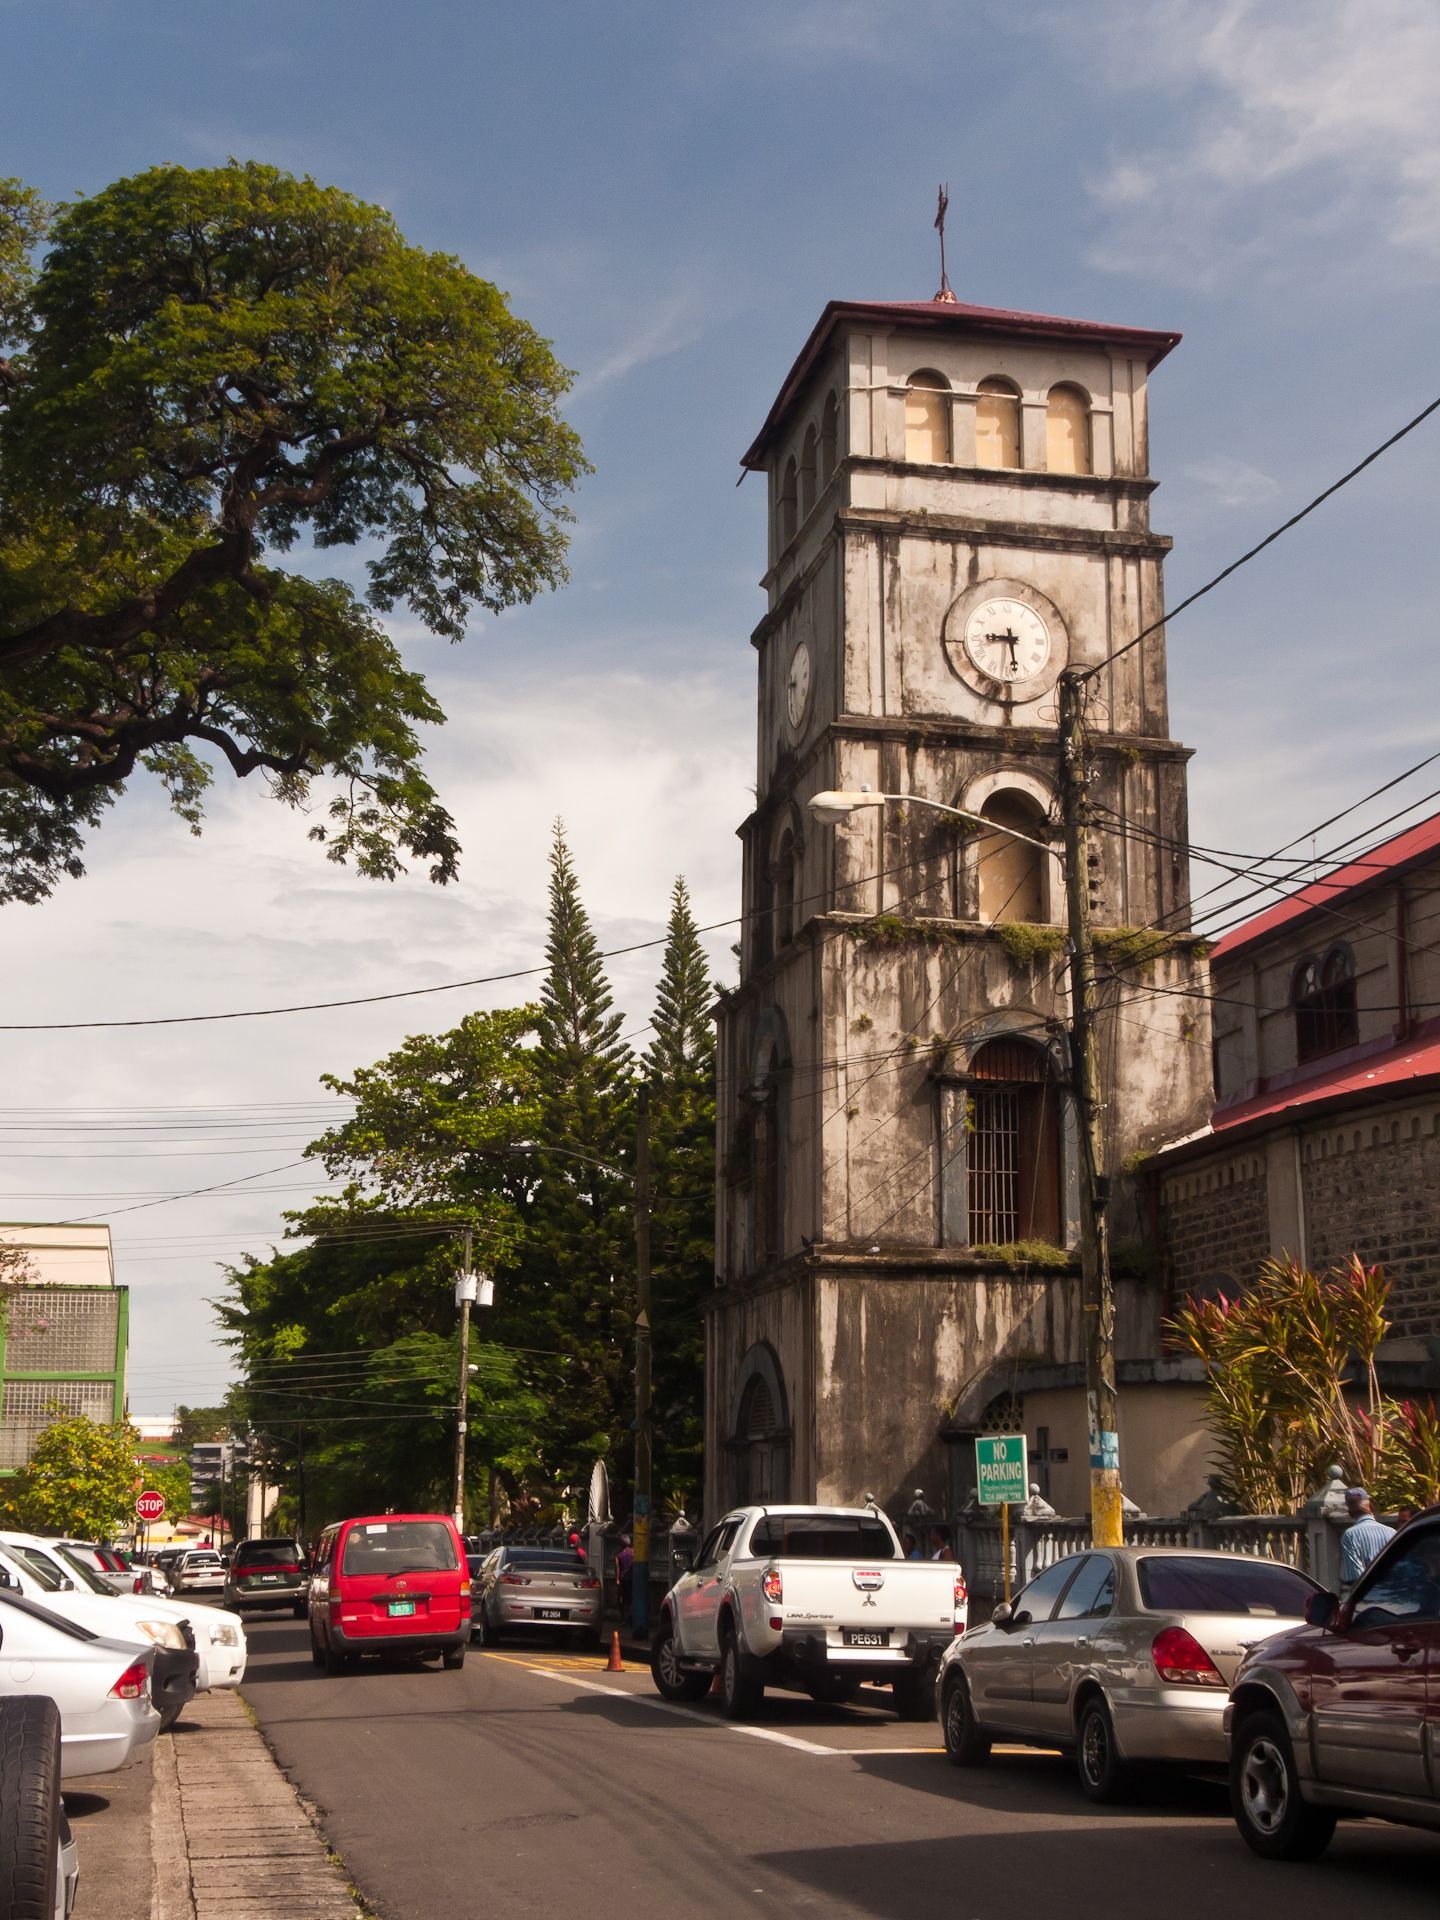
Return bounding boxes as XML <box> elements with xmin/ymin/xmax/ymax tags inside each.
<box><xmin>905</xmin><ymin>370</ymin><xmax>951</xmax><ymax>465</ymax></box>
<box><xmin>975</xmin><ymin>377</ymin><xmax>1021</xmax><ymax>469</ymax></box>
<box><xmin>773</xmin><ymin>829</ymin><xmax>797</xmax><ymax>946</ymax></box>
<box><xmin>974</xmin><ymin>790</ymin><xmax>1046</xmax><ymax>923</ymax></box>
<box><xmin>820</xmin><ymin>391</ymin><xmax>838</xmax><ymax>483</ymax></box>
<box><xmin>1322</xmin><ymin>945</ymin><xmax>1358</xmax><ymax>1049</ymax></box>
<box><xmin>778</xmin><ymin>455</ymin><xmax>798</xmax><ymax>548</ymax></box>
<box><xmin>799</xmin><ymin>426</ymin><xmax>818</xmax><ymax>520</ymax></box>
<box><xmin>1045</xmin><ymin>384</ymin><xmax>1092</xmax><ymax>475</ymax></box>
<box><xmin>967</xmin><ymin>1037</ymin><xmax>1061</xmax><ymax>1246</ymax></box>
<box><xmin>1292</xmin><ymin>958</ymin><xmax>1325</xmax><ymax>1062</ymax></box>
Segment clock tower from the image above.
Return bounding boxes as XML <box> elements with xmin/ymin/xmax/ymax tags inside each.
<box><xmin>707</xmin><ymin>296</ymin><xmax>1214</xmax><ymax>1525</ymax></box>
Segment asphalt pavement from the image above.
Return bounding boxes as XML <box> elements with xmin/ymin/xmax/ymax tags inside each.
<box><xmin>238</xmin><ymin>1615</ymin><xmax>1438</xmax><ymax>1920</ymax></box>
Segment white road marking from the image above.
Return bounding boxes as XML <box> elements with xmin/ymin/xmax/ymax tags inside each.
<box><xmin>512</xmin><ymin>1661</ymin><xmax>942</xmax><ymax>1758</ymax></box>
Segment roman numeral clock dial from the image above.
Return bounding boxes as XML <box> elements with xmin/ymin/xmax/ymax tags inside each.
<box><xmin>963</xmin><ymin>598</ymin><xmax>1052</xmax><ymax>687</ymax></box>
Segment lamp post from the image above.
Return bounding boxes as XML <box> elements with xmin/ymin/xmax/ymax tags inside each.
<box><xmin>807</xmin><ymin>770</ymin><xmax>1122</xmax><ymax>1546</ymax></box>
<box><xmin>453</xmin><ymin>1225</ymin><xmax>495</xmax><ymax>1536</ymax></box>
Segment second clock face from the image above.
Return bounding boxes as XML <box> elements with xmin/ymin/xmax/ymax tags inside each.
<box><xmin>786</xmin><ymin>641</ymin><xmax>811</xmax><ymax>728</ymax></box>
<box><xmin>962</xmin><ymin>599</ymin><xmax>1052</xmax><ymax>686</ymax></box>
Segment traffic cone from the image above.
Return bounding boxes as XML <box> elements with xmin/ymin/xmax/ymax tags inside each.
<box><xmin>709</xmin><ymin>1669</ymin><xmax>724</xmax><ymax>1698</ymax></box>
<box><xmin>605</xmin><ymin>1630</ymin><xmax>624</xmax><ymax>1673</ymax></box>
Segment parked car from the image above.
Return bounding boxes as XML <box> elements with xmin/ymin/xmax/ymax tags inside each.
<box><xmin>938</xmin><ymin>1546</ymin><xmax>1319</xmax><ymax>1801</ymax></box>
<box><xmin>54</xmin><ymin>1540</ymin><xmax>156</xmax><ymax>1597</ymax></box>
<box><xmin>652</xmin><ymin>1504</ymin><xmax>968</xmax><ymax>1720</ymax></box>
<box><xmin>307</xmin><ymin>1514</ymin><xmax>470</xmax><ymax>1673</ymax></box>
<box><xmin>0</xmin><ymin>1695</ymin><xmax>80</xmax><ymax>1920</ymax></box>
<box><xmin>34</xmin><ymin>1540</ymin><xmax>245</xmax><ymax>1693</ymax></box>
<box><xmin>0</xmin><ymin>1544</ymin><xmax>198</xmax><ymax>1732</ymax></box>
<box><xmin>169</xmin><ymin>1549</ymin><xmax>227</xmax><ymax>1595</ymax></box>
<box><xmin>223</xmin><ymin>1538</ymin><xmax>309</xmax><ymax>1616</ymax></box>
<box><xmin>0</xmin><ymin>1588</ymin><xmax>159</xmax><ymax>1779</ymax></box>
<box><xmin>471</xmin><ymin>1545</ymin><xmax>602</xmax><ymax>1648</ymax></box>
<box><xmin>1227</xmin><ymin>1511</ymin><xmax>1440</xmax><ymax>1860</ymax></box>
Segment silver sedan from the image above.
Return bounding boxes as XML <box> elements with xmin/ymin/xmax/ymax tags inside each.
<box><xmin>471</xmin><ymin>1545</ymin><xmax>602</xmax><ymax>1647</ymax></box>
<box><xmin>937</xmin><ymin>1546</ymin><xmax>1318</xmax><ymax>1802</ymax></box>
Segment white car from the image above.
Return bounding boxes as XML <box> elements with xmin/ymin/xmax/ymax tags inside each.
<box><xmin>1</xmin><ymin>1535</ymin><xmax>247</xmax><ymax>1694</ymax></box>
<box><xmin>170</xmin><ymin>1549</ymin><xmax>227</xmax><ymax>1594</ymax></box>
<box><xmin>0</xmin><ymin>1589</ymin><xmax>159</xmax><ymax>1779</ymax></box>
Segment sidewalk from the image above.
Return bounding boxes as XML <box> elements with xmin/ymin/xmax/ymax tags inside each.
<box><xmin>151</xmin><ymin>1689</ymin><xmax>364</xmax><ymax>1920</ymax></box>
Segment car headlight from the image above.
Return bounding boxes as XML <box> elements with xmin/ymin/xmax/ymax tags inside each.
<box><xmin>135</xmin><ymin>1620</ymin><xmax>187</xmax><ymax>1650</ymax></box>
<box><xmin>209</xmin><ymin>1624</ymin><xmax>241</xmax><ymax>1648</ymax></box>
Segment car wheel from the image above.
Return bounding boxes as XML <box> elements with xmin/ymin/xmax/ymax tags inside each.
<box><xmin>719</xmin><ymin>1627</ymin><xmax>763</xmax><ymax>1721</ymax></box>
<box><xmin>309</xmin><ymin>1631</ymin><xmax>324</xmax><ymax>1669</ymax></box>
<box><xmin>322</xmin><ymin>1634</ymin><xmax>350</xmax><ymax>1676</ymax></box>
<box><xmin>650</xmin><ymin>1618</ymin><xmax>711</xmax><ymax>1703</ymax></box>
<box><xmin>892</xmin><ymin>1656</ymin><xmax>939</xmax><ymax>1722</ymax></box>
<box><xmin>1231</xmin><ymin>1710</ymin><xmax>1337</xmax><ymax>1861</ymax></box>
<box><xmin>942</xmin><ymin>1672</ymin><xmax>991</xmax><ymax>1767</ymax></box>
<box><xmin>292</xmin><ymin>1600</ymin><xmax>307</xmax><ymax>1619</ymax></box>
<box><xmin>474</xmin><ymin>1609</ymin><xmax>500</xmax><ymax>1648</ymax></box>
<box><xmin>442</xmin><ymin>1643</ymin><xmax>465</xmax><ymax>1670</ymax></box>
<box><xmin>0</xmin><ymin>1695</ymin><xmax>61</xmax><ymax>1920</ymax></box>
<box><xmin>1076</xmin><ymin>1696</ymin><xmax>1131</xmax><ymax>1804</ymax></box>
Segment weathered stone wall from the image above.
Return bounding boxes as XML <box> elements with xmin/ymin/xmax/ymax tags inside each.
<box><xmin>1159</xmin><ymin>1147</ymin><xmax>1271</xmax><ymax>1299</ymax></box>
<box><xmin>1301</xmin><ymin>1109</ymin><xmax>1440</xmax><ymax>1338</ymax></box>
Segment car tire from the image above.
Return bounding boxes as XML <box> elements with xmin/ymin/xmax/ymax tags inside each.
<box><xmin>651</xmin><ymin>1619</ymin><xmax>711</xmax><ymax>1703</ymax></box>
<box><xmin>1231</xmin><ymin>1710</ymin><xmax>1338</xmax><ymax>1861</ymax></box>
<box><xmin>309</xmin><ymin>1632</ymin><xmax>324</xmax><ymax>1669</ymax></box>
<box><xmin>292</xmin><ymin>1601</ymin><xmax>307</xmax><ymax>1619</ymax></box>
<box><xmin>442</xmin><ymin>1643</ymin><xmax>465</xmax><ymax>1670</ymax></box>
<box><xmin>942</xmin><ymin>1672</ymin><xmax>991</xmax><ymax>1767</ymax></box>
<box><xmin>1075</xmin><ymin>1697</ymin><xmax>1131</xmax><ymax>1804</ymax></box>
<box><xmin>473</xmin><ymin>1610</ymin><xmax>500</xmax><ymax>1649</ymax></box>
<box><xmin>892</xmin><ymin>1657</ymin><xmax>939</xmax><ymax>1722</ymax></box>
<box><xmin>719</xmin><ymin>1627</ymin><xmax>763</xmax><ymax>1721</ymax></box>
<box><xmin>322</xmin><ymin>1634</ymin><xmax>350</xmax><ymax>1676</ymax></box>
<box><xmin>0</xmin><ymin>1695</ymin><xmax>61</xmax><ymax>1920</ymax></box>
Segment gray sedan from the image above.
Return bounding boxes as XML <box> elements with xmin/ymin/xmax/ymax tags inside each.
<box><xmin>471</xmin><ymin>1545</ymin><xmax>602</xmax><ymax>1647</ymax></box>
<box><xmin>937</xmin><ymin>1547</ymin><xmax>1318</xmax><ymax>1802</ymax></box>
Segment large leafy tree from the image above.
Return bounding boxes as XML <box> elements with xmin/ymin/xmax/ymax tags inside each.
<box><xmin>0</xmin><ymin>161</ymin><xmax>586</xmax><ymax>902</ymax></box>
<box><xmin>0</xmin><ymin>1413</ymin><xmax>141</xmax><ymax>1538</ymax></box>
<box><xmin>644</xmin><ymin>878</ymin><xmax>715</xmax><ymax>1508</ymax></box>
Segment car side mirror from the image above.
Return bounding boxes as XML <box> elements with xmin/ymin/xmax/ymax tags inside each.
<box><xmin>1305</xmin><ymin>1590</ymin><xmax>1339</xmax><ymax>1629</ymax></box>
<box><xmin>57</xmin><ymin>1576</ymin><xmax>74</xmax><ymax>1592</ymax></box>
<box><xmin>0</xmin><ymin>1567</ymin><xmax>15</xmax><ymax>1589</ymax></box>
<box><xmin>672</xmin><ymin>1547</ymin><xmax>696</xmax><ymax>1574</ymax></box>
<box><xmin>990</xmin><ymin>1602</ymin><xmax>1014</xmax><ymax>1627</ymax></box>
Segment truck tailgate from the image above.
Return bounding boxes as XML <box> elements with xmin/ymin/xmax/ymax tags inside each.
<box><xmin>774</xmin><ymin>1560</ymin><xmax>960</xmax><ymax>1658</ymax></box>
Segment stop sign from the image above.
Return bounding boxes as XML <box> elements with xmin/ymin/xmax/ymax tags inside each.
<box><xmin>135</xmin><ymin>1490</ymin><xmax>166</xmax><ymax>1522</ymax></box>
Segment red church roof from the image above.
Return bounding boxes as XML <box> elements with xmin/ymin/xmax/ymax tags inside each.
<box><xmin>1211</xmin><ymin>810</ymin><xmax>1440</xmax><ymax>962</ymax></box>
<box><xmin>741</xmin><ymin>297</ymin><xmax>1182</xmax><ymax>470</ymax></box>
<box><xmin>1213</xmin><ymin>1030</ymin><xmax>1440</xmax><ymax>1136</ymax></box>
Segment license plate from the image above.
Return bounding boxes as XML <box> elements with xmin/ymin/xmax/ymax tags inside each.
<box><xmin>260</xmin><ymin>1574</ymin><xmax>279</xmax><ymax>1582</ymax></box>
<box><xmin>842</xmin><ymin>1630</ymin><xmax>887</xmax><ymax>1648</ymax></box>
<box><xmin>536</xmin><ymin>1608</ymin><xmax>567</xmax><ymax>1621</ymax></box>
<box><xmin>388</xmin><ymin>1599</ymin><xmax>416</xmax><ymax>1618</ymax></box>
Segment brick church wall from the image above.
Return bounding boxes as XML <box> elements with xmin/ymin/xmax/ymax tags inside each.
<box><xmin>1301</xmin><ymin>1111</ymin><xmax>1440</xmax><ymax>1338</ymax></box>
<box><xmin>1158</xmin><ymin>1149</ymin><xmax>1270</xmax><ymax>1301</ymax></box>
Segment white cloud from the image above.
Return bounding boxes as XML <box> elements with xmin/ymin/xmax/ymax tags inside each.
<box><xmin>1064</xmin><ymin>0</ymin><xmax>1440</xmax><ymax>286</ymax></box>
<box><xmin>1178</xmin><ymin>457</ymin><xmax>1281</xmax><ymax>510</ymax></box>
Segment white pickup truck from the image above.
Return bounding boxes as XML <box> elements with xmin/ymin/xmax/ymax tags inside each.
<box><xmin>651</xmin><ymin>1503</ymin><xmax>967</xmax><ymax>1720</ymax></box>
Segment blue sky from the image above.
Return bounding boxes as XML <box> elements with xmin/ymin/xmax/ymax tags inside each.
<box><xmin>3</xmin><ymin>0</ymin><xmax>1438</xmax><ymax>1411</ymax></box>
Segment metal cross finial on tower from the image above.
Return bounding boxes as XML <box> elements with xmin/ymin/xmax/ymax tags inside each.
<box><xmin>933</xmin><ymin>182</ymin><xmax>957</xmax><ymax>303</ymax></box>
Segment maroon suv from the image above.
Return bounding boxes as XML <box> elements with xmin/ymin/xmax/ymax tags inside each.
<box><xmin>1225</xmin><ymin>1511</ymin><xmax>1440</xmax><ymax>1859</ymax></box>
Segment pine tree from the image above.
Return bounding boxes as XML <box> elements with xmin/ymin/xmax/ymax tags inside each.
<box><xmin>644</xmin><ymin>878</ymin><xmax>716</xmax><ymax>1507</ymax></box>
<box><xmin>522</xmin><ymin>822</ymin><xmax>636</xmax><ymax>1491</ymax></box>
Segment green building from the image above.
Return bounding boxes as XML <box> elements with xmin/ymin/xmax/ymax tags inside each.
<box><xmin>0</xmin><ymin>1225</ymin><xmax>129</xmax><ymax>1473</ymax></box>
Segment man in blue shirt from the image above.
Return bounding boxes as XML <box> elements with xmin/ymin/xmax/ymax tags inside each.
<box><xmin>1339</xmin><ymin>1487</ymin><xmax>1395</xmax><ymax>1588</ymax></box>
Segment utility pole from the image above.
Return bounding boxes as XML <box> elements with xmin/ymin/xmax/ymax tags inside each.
<box><xmin>1057</xmin><ymin>671</ymin><xmax>1123</xmax><ymax>1549</ymax></box>
<box><xmin>632</xmin><ymin>1083</ymin><xmax>653</xmax><ymax>1636</ymax></box>
<box><xmin>453</xmin><ymin>1225</ymin><xmax>473</xmax><ymax>1537</ymax></box>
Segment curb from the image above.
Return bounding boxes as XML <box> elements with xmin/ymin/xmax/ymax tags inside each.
<box><xmin>150</xmin><ymin>1690</ymin><xmax>363</xmax><ymax>1920</ymax></box>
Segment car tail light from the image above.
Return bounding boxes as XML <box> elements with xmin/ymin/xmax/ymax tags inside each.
<box><xmin>133</xmin><ymin>1575</ymin><xmax>146</xmax><ymax>1594</ymax></box>
<box><xmin>110</xmin><ymin>1660</ymin><xmax>149</xmax><ymax>1700</ymax></box>
<box><xmin>501</xmin><ymin>1573</ymin><xmax>529</xmax><ymax>1586</ymax></box>
<box><xmin>953</xmin><ymin>1573</ymin><xmax>968</xmax><ymax>1610</ymax></box>
<box><xmin>761</xmin><ymin>1567</ymin><xmax>783</xmax><ymax>1604</ymax></box>
<box><xmin>1151</xmin><ymin>1626</ymin><xmax>1225</xmax><ymax>1686</ymax></box>
<box><xmin>459</xmin><ymin>1579</ymin><xmax>471</xmax><ymax>1597</ymax></box>
<box><xmin>580</xmin><ymin>1577</ymin><xmax>600</xmax><ymax>1591</ymax></box>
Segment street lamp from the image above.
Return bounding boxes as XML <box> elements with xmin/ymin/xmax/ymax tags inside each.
<box><xmin>807</xmin><ymin>756</ymin><xmax>1122</xmax><ymax>1547</ymax></box>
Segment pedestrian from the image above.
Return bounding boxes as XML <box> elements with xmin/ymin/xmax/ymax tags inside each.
<box><xmin>928</xmin><ymin>1527</ymin><xmax>955</xmax><ymax>1563</ymax></box>
<box><xmin>901</xmin><ymin>1529</ymin><xmax>920</xmax><ymax>1561</ymax></box>
<box><xmin>1339</xmin><ymin>1487</ymin><xmax>1394</xmax><ymax>1588</ymax></box>
<box><xmin>1395</xmin><ymin>1502</ymin><xmax>1418</xmax><ymax>1531</ymax></box>
<box><xmin>616</xmin><ymin>1533</ymin><xmax>634</xmax><ymax>1609</ymax></box>
<box><xmin>568</xmin><ymin>1529</ymin><xmax>586</xmax><ymax>1562</ymax></box>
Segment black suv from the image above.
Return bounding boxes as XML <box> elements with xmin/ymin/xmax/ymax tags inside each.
<box><xmin>223</xmin><ymin>1537</ymin><xmax>309</xmax><ymax>1616</ymax></box>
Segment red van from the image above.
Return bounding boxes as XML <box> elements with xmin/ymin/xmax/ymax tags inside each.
<box><xmin>307</xmin><ymin>1513</ymin><xmax>470</xmax><ymax>1672</ymax></box>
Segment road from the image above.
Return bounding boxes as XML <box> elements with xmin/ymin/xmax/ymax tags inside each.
<box><xmin>237</xmin><ymin>1615</ymin><xmax>1437</xmax><ymax>1920</ymax></box>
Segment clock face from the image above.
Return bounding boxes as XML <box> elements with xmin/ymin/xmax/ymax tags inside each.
<box><xmin>786</xmin><ymin>641</ymin><xmax>811</xmax><ymax>728</ymax></box>
<box><xmin>963</xmin><ymin>599</ymin><xmax>1052</xmax><ymax>686</ymax></box>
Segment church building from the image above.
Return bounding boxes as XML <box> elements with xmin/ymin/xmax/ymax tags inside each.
<box><xmin>707</xmin><ymin>293</ymin><xmax>1214</xmax><ymax>1526</ymax></box>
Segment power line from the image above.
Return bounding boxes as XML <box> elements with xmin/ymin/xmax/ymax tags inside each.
<box><xmin>1079</xmin><ymin>392</ymin><xmax>1440</xmax><ymax>687</ymax></box>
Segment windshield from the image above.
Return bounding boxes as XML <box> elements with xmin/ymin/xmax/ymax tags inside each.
<box><xmin>747</xmin><ymin>1514</ymin><xmax>897</xmax><ymax>1560</ymax></box>
<box><xmin>0</xmin><ymin>1543</ymin><xmax>61</xmax><ymax>1592</ymax></box>
<box><xmin>504</xmin><ymin>1551</ymin><xmax>587</xmax><ymax>1573</ymax></box>
<box><xmin>342</xmin><ymin>1520</ymin><xmax>457</xmax><ymax>1576</ymax></box>
<box><xmin>53</xmin><ymin>1545</ymin><xmax>120</xmax><ymax>1596</ymax></box>
<box><xmin>184</xmin><ymin>1553</ymin><xmax>221</xmax><ymax>1566</ymax></box>
<box><xmin>1138</xmin><ymin>1556</ymin><xmax>1316</xmax><ymax>1615</ymax></box>
<box><xmin>235</xmin><ymin>1542</ymin><xmax>302</xmax><ymax>1569</ymax></box>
